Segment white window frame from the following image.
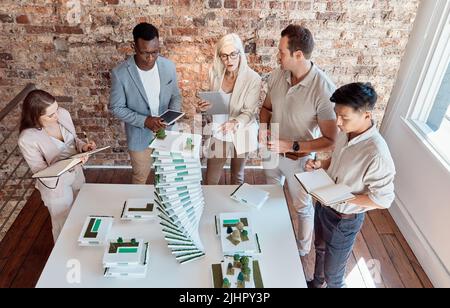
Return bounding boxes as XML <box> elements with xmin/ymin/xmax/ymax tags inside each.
<box><xmin>401</xmin><ymin>2</ymin><xmax>450</xmax><ymax>169</ymax></box>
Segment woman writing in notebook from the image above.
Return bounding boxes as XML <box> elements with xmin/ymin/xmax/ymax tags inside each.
<box><xmin>18</xmin><ymin>90</ymin><xmax>97</xmax><ymax>242</ymax></box>
<box><xmin>197</xmin><ymin>34</ymin><xmax>262</xmax><ymax>185</ymax></box>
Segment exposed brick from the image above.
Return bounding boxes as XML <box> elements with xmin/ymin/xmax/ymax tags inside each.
<box><xmin>55</xmin><ymin>26</ymin><xmax>84</xmax><ymax>34</ymax></box>
<box><xmin>15</xmin><ymin>15</ymin><xmax>30</xmax><ymax>24</ymax></box>
<box><xmin>0</xmin><ymin>53</ymin><xmax>13</xmax><ymax>61</ymax></box>
<box><xmin>224</xmin><ymin>0</ymin><xmax>237</xmax><ymax>9</ymax></box>
<box><xmin>0</xmin><ymin>14</ymin><xmax>14</xmax><ymax>23</ymax></box>
<box><xmin>25</xmin><ymin>25</ymin><xmax>54</xmax><ymax>34</ymax></box>
<box><xmin>54</xmin><ymin>96</ymin><xmax>74</xmax><ymax>103</ymax></box>
<box><xmin>208</xmin><ymin>0</ymin><xmax>222</xmax><ymax>9</ymax></box>
<box><xmin>0</xmin><ymin>0</ymin><xmax>420</xmax><ymax>166</ymax></box>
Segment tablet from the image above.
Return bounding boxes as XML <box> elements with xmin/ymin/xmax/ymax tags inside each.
<box><xmin>198</xmin><ymin>91</ymin><xmax>229</xmax><ymax>115</ymax></box>
<box><xmin>160</xmin><ymin>110</ymin><xmax>185</xmax><ymax>125</ymax></box>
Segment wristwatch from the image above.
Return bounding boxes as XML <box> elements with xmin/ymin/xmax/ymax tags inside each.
<box><xmin>292</xmin><ymin>141</ymin><xmax>300</xmax><ymax>152</ymax></box>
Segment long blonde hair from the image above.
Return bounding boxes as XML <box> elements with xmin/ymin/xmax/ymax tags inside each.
<box><xmin>211</xmin><ymin>33</ymin><xmax>248</xmax><ymax>80</ymax></box>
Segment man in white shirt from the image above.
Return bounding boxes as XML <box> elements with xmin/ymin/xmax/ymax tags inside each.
<box><xmin>110</xmin><ymin>23</ymin><xmax>182</xmax><ymax>184</ymax></box>
<box><xmin>260</xmin><ymin>25</ymin><xmax>337</xmax><ymax>257</ymax></box>
<box><xmin>304</xmin><ymin>83</ymin><xmax>396</xmax><ymax>288</ymax></box>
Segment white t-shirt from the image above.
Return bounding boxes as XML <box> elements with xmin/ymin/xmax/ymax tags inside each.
<box><xmin>137</xmin><ymin>63</ymin><xmax>161</xmax><ymax>117</ymax></box>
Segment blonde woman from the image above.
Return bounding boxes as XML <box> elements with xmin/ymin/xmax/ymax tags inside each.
<box><xmin>198</xmin><ymin>34</ymin><xmax>262</xmax><ymax>185</ymax></box>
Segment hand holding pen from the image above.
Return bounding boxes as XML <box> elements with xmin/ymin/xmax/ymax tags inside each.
<box><xmin>305</xmin><ymin>153</ymin><xmax>321</xmax><ymax>172</ymax></box>
<box><xmin>82</xmin><ymin>131</ymin><xmax>97</xmax><ymax>152</ymax></box>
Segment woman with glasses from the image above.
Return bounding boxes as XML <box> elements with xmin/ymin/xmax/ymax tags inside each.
<box><xmin>18</xmin><ymin>90</ymin><xmax>97</xmax><ymax>242</ymax></box>
<box><xmin>198</xmin><ymin>33</ymin><xmax>262</xmax><ymax>185</ymax></box>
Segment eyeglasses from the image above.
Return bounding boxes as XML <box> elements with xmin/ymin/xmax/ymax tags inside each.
<box><xmin>219</xmin><ymin>51</ymin><xmax>240</xmax><ymax>61</ymax></box>
<box><xmin>138</xmin><ymin>49</ymin><xmax>160</xmax><ymax>59</ymax></box>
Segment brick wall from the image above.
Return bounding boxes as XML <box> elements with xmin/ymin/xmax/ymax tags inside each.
<box><xmin>0</xmin><ymin>0</ymin><xmax>419</xmax><ymax>166</ymax></box>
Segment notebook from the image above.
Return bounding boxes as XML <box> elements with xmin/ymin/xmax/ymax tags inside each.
<box><xmin>230</xmin><ymin>183</ymin><xmax>269</xmax><ymax>210</ymax></box>
<box><xmin>295</xmin><ymin>169</ymin><xmax>355</xmax><ymax>206</ymax></box>
<box><xmin>71</xmin><ymin>146</ymin><xmax>110</xmax><ymax>159</ymax></box>
<box><xmin>32</xmin><ymin>158</ymin><xmax>82</xmax><ymax>178</ymax></box>
<box><xmin>32</xmin><ymin>146</ymin><xmax>110</xmax><ymax>178</ymax></box>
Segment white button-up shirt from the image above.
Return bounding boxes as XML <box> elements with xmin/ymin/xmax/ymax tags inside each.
<box><xmin>327</xmin><ymin>123</ymin><xmax>396</xmax><ymax>214</ymax></box>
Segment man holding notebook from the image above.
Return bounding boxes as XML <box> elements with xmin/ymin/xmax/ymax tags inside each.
<box><xmin>304</xmin><ymin>83</ymin><xmax>396</xmax><ymax>288</ymax></box>
<box><xmin>110</xmin><ymin>23</ymin><xmax>182</xmax><ymax>184</ymax></box>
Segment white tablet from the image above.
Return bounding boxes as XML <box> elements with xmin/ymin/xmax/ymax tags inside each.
<box><xmin>159</xmin><ymin>110</ymin><xmax>185</xmax><ymax>125</ymax></box>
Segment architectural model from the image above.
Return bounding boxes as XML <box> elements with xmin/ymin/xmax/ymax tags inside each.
<box><xmin>78</xmin><ymin>215</ymin><xmax>113</xmax><ymax>246</ymax></box>
<box><xmin>149</xmin><ymin>131</ymin><xmax>206</xmax><ymax>264</ymax></box>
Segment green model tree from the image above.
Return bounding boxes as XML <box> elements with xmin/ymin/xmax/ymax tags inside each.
<box><xmin>117</xmin><ymin>237</ymin><xmax>123</xmax><ymax>244</ymax></box>
<box><xmin>242</xmin><ymin>266</ymin><xmax>251</xmax><ymax>282</ymax></box>
<box><xmin>185</xmin><ymin>137</ymin><xmax>194</xmax><ymax>150</ymax></box>
<box><xmin>227</xmin><ymin>262</ymin><xmax>234</xmax><ymax>275</ymax></box>
<box><xmin>233</xmin><ymin>254</ymin><xmax>241</xmax><ymax>268</ymax></box>
<box><xmin>240</xmin><ymin>256</ymin><xmax>249</xmax><ymax>267</ymax></box>
<box><xmin>156</xmin><ymin>128</ymin><xmax>167</xmax><ymax>139</ymax></box>
<box><xmin>222</xmin><ymin>277</ymin><xmax>231</xmax><ymax>288</ymax></box>
<box><xmin>237</xmin><ymin>272</ymin><xmax>245</xmax><ymax>288</ymax></box>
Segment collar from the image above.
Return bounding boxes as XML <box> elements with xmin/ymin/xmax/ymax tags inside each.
<box><xmin>284</xmin><ymin>61</ymin><xmax>317</xmax><ymax>88</ymax></box>
<box><xmin>347</xmin><ymin>121</ymin><xmax>378</xmax><ymax>146</ymax></box>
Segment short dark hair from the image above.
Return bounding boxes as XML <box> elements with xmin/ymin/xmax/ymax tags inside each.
<box><xmin>20</xmin><ymin>90</ymin><xmax>55</xmax><ymax>133</ymax></box>
<box><xmin>133</xmin><ymin>23</ymin><xmax>159</xmax><ymax>43</ymax></box>
<box><xmin>281</xmin><ymin>25</ymin><xmax>314</xmax><ymax>59</ymax></box>
<box><xmin>330</xmin><ymin>83</ymin><xmax>378</xmax><ymax>112</ymax></box>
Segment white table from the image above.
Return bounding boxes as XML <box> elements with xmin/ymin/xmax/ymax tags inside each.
<box><xmin>37</xmin><ymin>184</ymin><xmax>307</xmax><ymax>288</ymax></box>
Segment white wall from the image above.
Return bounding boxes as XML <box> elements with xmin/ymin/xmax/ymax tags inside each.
<box><xmin>381</xmin><ymin>0</ymin><xmax>450</xmax><ymax>288</ymax></box>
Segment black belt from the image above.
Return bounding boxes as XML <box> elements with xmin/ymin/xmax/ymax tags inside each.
<box><xmin>317</xmin><ymin>202</ymin><xmax>356</xmax><ymax>220</ymax></box>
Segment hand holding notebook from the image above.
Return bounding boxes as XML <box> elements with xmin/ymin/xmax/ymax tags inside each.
<box><xmin>295</xmin><ymin>169</ymin><xmax>355</xmax><ymax>206</ymax></box>
<box><xmin>32</xmin><ymin>146</ymin><xmax>110</xmax><ymax>179</ymax></box>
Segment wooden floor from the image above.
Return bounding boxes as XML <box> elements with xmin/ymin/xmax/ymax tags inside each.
<box><xmin>0</xmin><ymin>168</ymin><xmax>433</xmax><ymax>288</ymax></box>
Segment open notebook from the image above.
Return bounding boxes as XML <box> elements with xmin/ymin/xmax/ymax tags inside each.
<box><xmin>295</xmin><ymin>169</ymin><xmax>355</xmax><ymax>206</ymax></box>
<box><xmin>32</xmin><ymin>146</ymin><xmax>110</xmax><ymax>179</ymax></box>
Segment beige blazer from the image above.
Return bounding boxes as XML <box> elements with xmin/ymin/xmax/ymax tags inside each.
<box><xmin>209</xmin><ymin>64</ymin><xmax>262</xmax><ymax>154</ymax></box>
<box><xmin>18</xmin><ymin>107</ymin><xmax>86</xmax><ymax>199</ymax></box>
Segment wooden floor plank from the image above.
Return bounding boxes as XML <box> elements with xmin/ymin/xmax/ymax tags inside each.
<box><xmin>110</xmin><ymin>169</ymin><xmax>131</xmax><ymax>184</ymax></box>
<box><xmin>84</xmin><ymin>168</ymin><xmax>100</xmax><ymax>183</ymax></box>
<box><xmin>345</xmin><ymin>252</ymin><xmax>367</xmax><ymax>288</ymax></box>
<box><xmin>0</xmin><ymin>191</ymin><xmax>43</xmax><ymax>263</ymax></box>
<box><xmin>0</xmin><ymin>202</ymin><xmax>49</xmax><ymax>288</ymax></box>
<box><xmin>368</xmin><ymin>210</ymin><xmax>394</xmax><ymax>235</ymax></box>
<box><xmin>380</xmin><ymin>234</ymin><xmax>424</xmax><ymax>288</ymax></box>
<box><xmin>253</xmin><ymin>169</ymin><xmax>266</xmax><ymax>185</ymax></box>
<box><xmin>95</xmin><ymin>169</ymin><xmax>115</xmax><ymax>184</ymax></box>
<box><xmin>360</xmin><ymin>215</ymin><xmax>405</xmax><ymax>288</ymax></box>
<box><xmin>352</xmin><ymin>232</ymin><xmax>386</xmax><ymax>288</ymax></box>
<box><xmin>383</xmin><ymin>210</ymin><xmax>434</xmax><ymax>288</ymax></box>
<box><xmin>10</xmin><ymin>217</ymin><xmax>53</xmax><ymax>288</ymax></box>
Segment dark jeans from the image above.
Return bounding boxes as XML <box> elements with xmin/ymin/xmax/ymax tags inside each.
<box><xmin>312</xmin><ymin>203</ymin><xmax>365</xmax><ymax>288</ymax></box>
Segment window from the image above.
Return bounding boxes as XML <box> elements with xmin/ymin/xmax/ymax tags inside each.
<box><xmin>408</xmin><ymin>12</ymin><xmax>450</xmax><ymax>166</ymax></box>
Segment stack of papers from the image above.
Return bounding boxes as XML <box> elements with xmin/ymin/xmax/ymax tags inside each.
<box><xmin>120</xmin><ymin>198</ymin><xmax>156</xmax><ymax>221</ymax></box>
<box><xmin>149</xmin><ymin>131</ymin><xmax>206</xmax><ymax>264</ymax></box>
<box><xmin>230</xmin><ymin>183</ymin><xmax>269</xmax><ymax>210</ymax></box>
<box><xmin>216</xmin><ymin>212</ymin><xmax>261</xmax><ymax>256</ymax></box>
<box><xmin>78</xmin><ymin>216</ymin><xmax>113</xmax><ymax>246</ymax></box>
<box><xmin>103</xmin><ymin>238</ymin><xmax>149</xmax><ymax>279</ymax></box>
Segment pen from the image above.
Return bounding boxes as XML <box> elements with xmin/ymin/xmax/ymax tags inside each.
<box><xmin>83</xmin><ymin>131</ymin><xmax>89</xmax><ymax>144</ymax></box>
